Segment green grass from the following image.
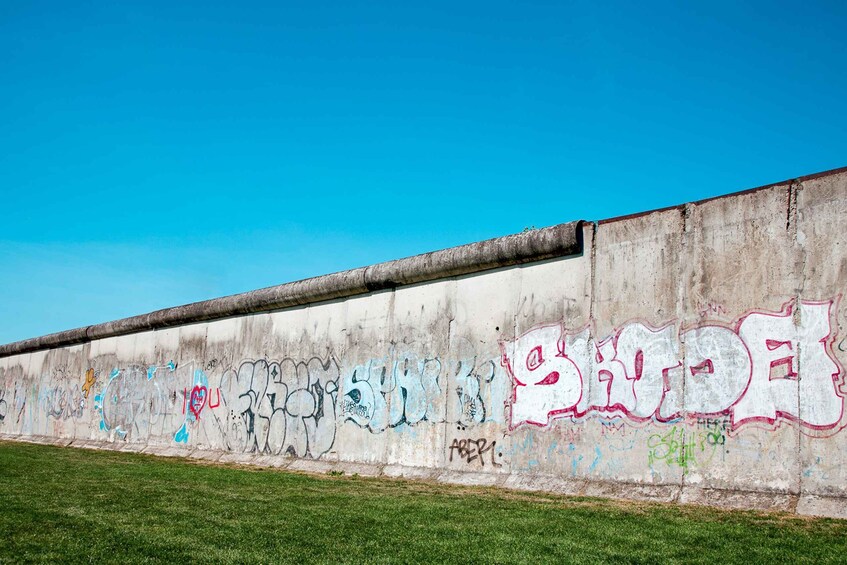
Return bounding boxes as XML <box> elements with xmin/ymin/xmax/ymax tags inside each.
<box><xmin>0</xmin><ymin>441</ymin><xmax>845</xmax><ymax>564</ymax></box>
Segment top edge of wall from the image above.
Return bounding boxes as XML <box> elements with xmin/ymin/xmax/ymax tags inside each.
<box><xmin>596</xmin><ymin>165</ymin><xmax>847</xmax><ymax>226</ymax></box>
<box><xmin>0</xmin><ymin>219</ymin><xmax>586</xmax><ymax>357</ymax></box>
<box><xmin>4</xmin><ymin>164</ymin><xmax>846</xmax><ymax>358</ymax></box>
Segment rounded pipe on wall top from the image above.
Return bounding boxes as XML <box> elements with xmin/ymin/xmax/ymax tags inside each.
<box><xmin>0</xmin><ymin>221</ymin><xmax>584</xmax><ymax>357</ymax></box>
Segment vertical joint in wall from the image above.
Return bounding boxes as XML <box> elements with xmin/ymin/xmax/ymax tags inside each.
<box><xmin>678</xmin><ymin>204</ymin><xmax>691</xmax><ymax>495</ymax></box>
<box><xmin>790</xmin><ymin>180</ymin><xmax>808</xmax><ymax>310</ymax></box>
<box><xmin>587</xmin><ymin>221</ymin><xmax>598</xmax><ymax>327</ymax></box>
<box><xmin>787</xmin><ymin>180</ymin><xmax>799</xmax><ymax>237</ymax></box>
<box><xmin>789</xmin><ymin>179</ymin><xmax>805</xmax><ymax>501</ymax></box>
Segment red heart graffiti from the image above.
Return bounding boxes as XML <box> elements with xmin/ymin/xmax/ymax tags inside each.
<box><xmin>189</xmin><ymin>385</ymin><xmax>207</xmax><ymax>419</ymax></box>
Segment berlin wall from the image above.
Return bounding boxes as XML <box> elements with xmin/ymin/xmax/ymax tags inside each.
<box><xmin>2</xmin><ymin>167</ymin><xmax>847</xmax><ymax>518</ymax></box>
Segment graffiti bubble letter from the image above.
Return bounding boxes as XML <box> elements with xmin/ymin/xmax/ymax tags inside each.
<box><xmin>504</xmin><ymin>325</ymin><xmax>582</xmax><ymax>427</ymax></box>
<box><xmin>732</xmin><ymin>300</ymin><xmax>843</xmax><ymax>430</ymax></box>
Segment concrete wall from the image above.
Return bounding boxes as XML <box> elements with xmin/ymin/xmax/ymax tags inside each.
<box><xmin>2</xmin><ymin>167</ymin><xmax>847</xmax><ymax>517</ymax></box>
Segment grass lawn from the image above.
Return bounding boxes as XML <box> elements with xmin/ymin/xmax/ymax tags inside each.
<box><xmin>0</xmin><ymin>441</ymin><xmax>845</xmax><ymax>564</ymax></box>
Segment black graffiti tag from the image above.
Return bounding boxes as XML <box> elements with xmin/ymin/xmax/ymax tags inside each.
<box><xmin>449</xmin><ymin>438</ymin><xmax>501</xmax><ymax>467</ymax></box>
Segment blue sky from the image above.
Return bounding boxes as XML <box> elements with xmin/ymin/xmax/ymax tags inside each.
<box><xmin>1</xmin><ymin>1</ymin><xmax>845</xmax><ymax>344</ymax></box>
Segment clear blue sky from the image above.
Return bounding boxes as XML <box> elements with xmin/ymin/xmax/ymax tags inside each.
<box><xmin>1</xmin><ymin>1</ymin><xmax>845</xmax><ymax>344</ymax></box>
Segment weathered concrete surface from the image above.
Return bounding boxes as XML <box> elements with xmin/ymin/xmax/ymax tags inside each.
<box><xmin>1</xmin><ymin>167</ymin><xmax>847</xmax><ymax>517</ymax></box>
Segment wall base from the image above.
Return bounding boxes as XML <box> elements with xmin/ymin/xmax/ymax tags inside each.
<box><xmin>2</xmin><ymin>433</ymin><xmax>842</xmax><ymax>520</ymax></box>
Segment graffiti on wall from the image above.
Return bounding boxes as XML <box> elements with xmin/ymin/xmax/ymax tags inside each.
<box><xmin>454</xmin><ymin>357</ymin><xmax>501</xmax><ymax>427</ymax></box>
<box><xmin>43</xmin><ymin>385</ymin><xmax>85</xmax><ymax>420</ymax></box>
<box><xmin>82</xmin><ymin>355</ymin><xmax>343</xmax><ymax>458</ymax></box>
<box><xmin>0</xmin><ymin>384</ymin><xmax>26</xmax><ymax>428</ymax></box>
<box><xmin>6</xmin><ymin>295</ymin><xmax>844</xmax><ymax>478</ymax></box>
<box><xmin>72</xmin><ymin>347</ymin><xmax>505</xmax><ymax>457</ymax></box>
<box><xmin>502</xmin><ymin>299</ymin><xmax>844</xmax><ymax>434</ymax></box>
<box><xmin>340</xmin><ymin>353</ymin><xmax>441</xmax><ymax>432</ymax></box>
<box><xmin>646</xmin><ymin>421</ymin><xmax>726</xmax><ymax>470</ymax></box>
<box><xmin>42</xmin><ymin>368</ymin><xmax>86</xmax><ymax>421</ymax></box>
<box><xmin>94</xmin><ymin>362</ymin><xmax>177</xmax><ymax>438</ymax></box>
<box><xmin>216</xmin><ymin>357</ymin><xmax>340</xmax><ymax>458</ymax></box>
<box><xmin>448</xmin><ymin>437</ymin><xmax>503</xmax><ymax>467</ymax></box>
<box><xmin>81</xmin><ymin>368</ymin><xmax>97</xmax><ymax>399</ymax></box>
<box><xmin>339</xmin><ymin>349</ymin><xmax>507</xmax><ymax>433</ymax></box>
<box><xmin>174</xmin><ymin>368</ymin><xmax>212</xmax><ymax>443</ymax></box>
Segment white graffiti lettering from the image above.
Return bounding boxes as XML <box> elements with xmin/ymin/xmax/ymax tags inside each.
<box><xmin>502</xmin><ymin>299</ymin><xmax>844</xmax><ymax>433</ymax></box>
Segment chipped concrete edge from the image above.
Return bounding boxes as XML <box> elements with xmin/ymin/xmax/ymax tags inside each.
<box><xmin>0</xmin><ymin>221</ymin><xmax>583</xmax><ymax>358</ymax></box>
<box><xmin>2</xmin><ymin>434</ymin><xmax>843</xmax><ymax>519</ymax></box>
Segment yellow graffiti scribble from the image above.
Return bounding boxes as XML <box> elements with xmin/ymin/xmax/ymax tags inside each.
<box><xmin>81</xmin><ymin>368</ymin><xmax>96</xmax><ymax>399</ymax></box>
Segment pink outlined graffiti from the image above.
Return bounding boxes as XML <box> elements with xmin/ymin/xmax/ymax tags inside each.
<box><xmin>501</xmin><ymin>323</ymin><xmax>584</xmax><ymax>428</ymax></box>
<box><xmin>501</xmin><ymin>298</ymin><xmax>845</xmax><ymax>435</ymax></box>
<box><xmin>181</xmin><ymin>385</ymin><xmax>220</xmax><ymax>418</ymax></box>
<box><xmin>730</xmin><ymin>298</ymin><xmax>843</xmax><ymax>432</ymax></box>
